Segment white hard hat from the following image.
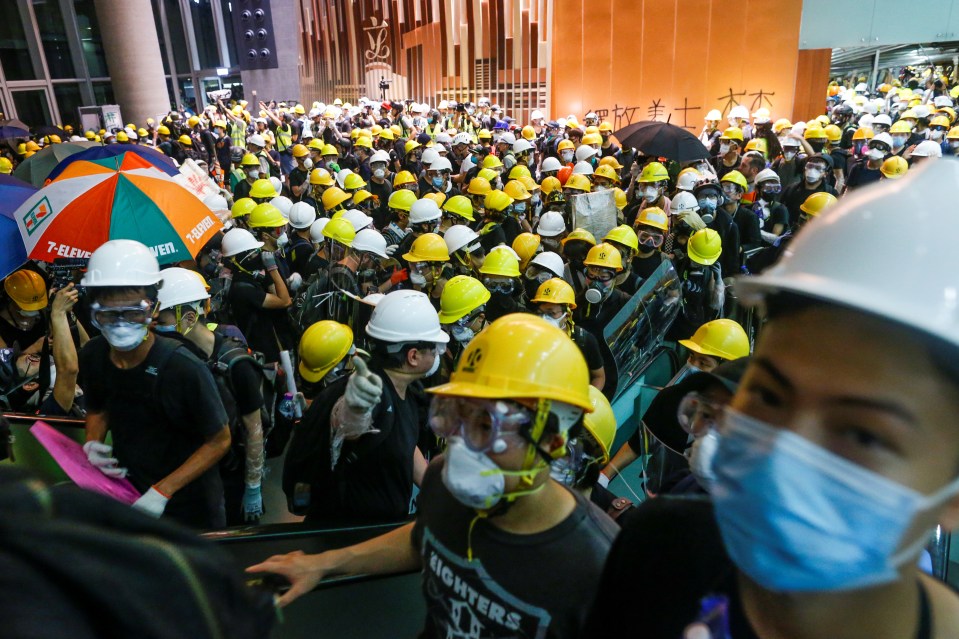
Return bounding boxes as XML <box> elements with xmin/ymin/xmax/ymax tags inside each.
<box><xmin>435</xmin><ymin>132</ymin><xmax>452</xmax><ymax>145</ymax></box>
<box><xmin>556</xmin><ymin>117</ymin><xmax>567</xmax><ymax>129</ymax></box>
<box><xmin>541</xmin><ymin>156</ymin><xmax>562</xmax><ymax>172</ymax></box>
<box><xmin>247</xmin><ymin>133</ymin><xmax>266</xmax><ymax>147</ymax></box>
<box><xmin>443</xmin><ymin>224</ymin><xmax>480</xmax><ymax>254</ymax></box>
<box><xmin>220</xmin><ymin>228</ymin><xmax>265</xmax><ymax>257</ymax></box>
<box><xmin>452</xmin><ymin>132</ymin><xmax>472</xmax><ymax>146</ymax></box>
<box><xmin>911</xmin><ymin>140</ymin><xmax>943</xmax><ymax>158</ymax></box>
<box><xmin>352</xmin><ymin>228</ymin><xmax>388</xmax><ymax>257</ymax></box>
<box><xmin>270</xmin><ymin>195</ymin><xmax>293</xmax><ymax>219</ymax></box>
<box><xmin>420</xmin><ymin>148</ymin><xmax>440</xmax><ymax>167</ymax></box>
<box><xmin>126</xmin><ymin>129</ymin><xmax>139</xmax><ymax>140</ymax></box>
<box><xmin>203</xmin><ymin>193</ymin><xmax>228</xmax><ymax>211</ymax></box>
<box><xmin>913</xmin><ymin>105</ymin><xmax>932</xmax><ymax>119</ymax></box>
<box><xmin>863</xmin><ymin>102</ymin><xmax>878</xmax><ymax>115</ymax></box>
<box><xmin>80</xmin><ymin>240</ymin><xmax>163</xmax><ymax>288</ymax></box>
<box><xmin>575</xmin><ymin>145</ymin><xmax>598</xmax><ymax>162</ymax></box>
<box><xmin>705</xmin><ymin>109</ymin><xmax>722</xmax><ymax>121</ymax></box>
<box><xmin>585</xmin><ymin>112</ymin><xmax>598</xmax><ymax>120</ymax></box>
<box><xmin>269</xmin><ymin>176</ymin><xmax>282</xmax><ymax>195</ymax></box>
<box><xmin>755</xmin><ymin>168</ymin><xmax>780</xmax><ymax>184</ymax></box>
<box><xmin>438</xmin><ymin>100</ymin><xmax>449</xmax><ymax>110</ymax></box>
<box><xmin>430</xmin><ymin>157</ymin><xmax>453</xmax><ymax>172</ymax></box>
<box><xmin>736</xmin><ymin>160</ymin><xmax>959</xmax><ymax>350</ymax></box>
<box><xmin>341</xmin><ymin>208</ymin><xmax>373</xmax><ymax>231</ymax></box>
<box><xmin>536</xmin><ymin>211</ymin><xmax>566</xmax><ymax>237</ymax></box>
<box><xmin>676</xmin><ymin>169</ymin><xmax>701</xmax><ymax>192</ymax></box>
<box><xmin>729</xmin><ymin>105</ymin><xmax>750</xmax><ymax>120</ymax></box>
<box><xmin>858</xmin><ymin>114</ymin><xmax>875</xmax><ymax>128</ymax></box>
<box><xmin>751</xmin><ymin>108</ymin><xmax>771</xmax><ymax>124</ymax></box>
<box><xmin>513</xmin><ymin>139</ymin><xmax>534</xmax><ymax>154</ymax></box>
<box><xmin>855</xmin><ymin>82</ymin><xmax>868</xmax><ymax>92</ymax></box>
<box><xmin>365</xmin><ymin>290</ymin><xmax>449</xmax><ymax>344</ymax></box>
<box><xmin>499</xmin><ymin>132</ymin><xmax>516</xmax><ymax>146</ymax></box>
<box><xmin>530</xmin><ymin>109</ymin><xmax>545</xmax><ymax>122</ymax></box>
<box><xmin>572</xmin><ymin>160</ymin><xmax>594</xmax><ymax>176</ymax></box>
<box><xmin>335</xmin><ymin>168</ymin><xmax>353</xmax><ymax>190</ymax></box>
<box><xmin>871</xmin><ymin>132</ymin><xmax>894</xmax><ymax>148</ymax></box>
<box><xmin>670</xmin><ymin>191</ymin><xmax>700</xmax><ymax>214</ymax></box>
<box><xmin>933</xmin><ymin>95</ymin><xmax>954</xmax><ymax>108</ymax></box>
<box><xmin>370</xmin><ymin>150</ymin><xmax>390</xmax><ymax>164</ymax></box>
<box><xmin>873</xmin><ymin>113</ymin><xmax>892</xmax><ymax>126</ymax></box>
<box><xmin>157</xmin><ymin>267</ymin><xmax>210</xmax><ymax>311</ymax></box>
<box><xmin>410</xmin><ymin>198</ymin><xmax>442</xmax><ymax>223</ymax></box>
<box><xmin>289</xmin><ymin>201</ymin><xmax>317</xmax><ymax>229</ymax></box>
<box><xmin>310</xmin><ymin>218</ymin><xmax>331</xmax><ymax>243</ymax></box>
<box><xmin>530</xmin><ymin>251</ymin><xmax>564</xmax><ymax>277</ymax></box>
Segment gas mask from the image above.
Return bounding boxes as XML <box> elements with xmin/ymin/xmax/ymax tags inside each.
<box><xmin>584</xmin><ymin>275</ymin><xmax>613</xmax><ymax>304</ymax></box>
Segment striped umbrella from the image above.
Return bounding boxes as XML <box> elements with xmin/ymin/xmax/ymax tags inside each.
<box><xmin>45</xmin><ymin>144</ymin><xmax>179</xmax><ymax>183</ymax></box>
<box><xmin>14</xmin><ymin>152</ymin><xmax>222</xmax><ymax>264</ymax></box>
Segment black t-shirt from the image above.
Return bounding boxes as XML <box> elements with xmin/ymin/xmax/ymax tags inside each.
<box><xmin>757</xmin><ymin>200</ymin><xmax>789</xmax><ymax>234</ymax></box>
<box><xmin>169</xmin><ymin>331</ymin><xmax>264</xmax><ymax>417</ymax></box>
<box><xmin>368</xmin><ymin>179</ymin><xmax>393</xmax><ymax>230</ymax></box>
<box><xmin>573</xmin><ymin>288</ymin><xmax>630</xmax><ymax>338</ymax></box>
<box><xmin>227</xmin><ymin>272</ymin><xmax>292</xmax><ymax>363</ymax></box>
<box><xmin>412</xmin><ymin>459</ymin><xmax>619</xmax><ymax>639</ymax></box>
<box><xmin>731</xmin><ymin>205</ymin><xmax>762</xmax><ymax>253</ymax></box>
<box><xmin>845</xmin><ymin>161</ymin><xmax>883</xmax><ymax>191</ymax></box>
<box><xmin>233</xmin><ymin>179</ymin><xmax>254</xmax><ymax>201</ymax></box>
<box><xmin>781</xmin><ymin>181</ymin><xmax>838</xmax><ymax>229</ymax></box>
<box><xmin>78</xmin><ymin>336</ymin><xmax>228</xmax><ymax>527</ymax></box>
<box><xmin>288</xmin><ymin>167</ymin><xmax>309</xmax><ymax>202</ymax></box>
<box><xmin>632</xmin><ymin>250</ymin><xmax>668</xmax><ymax>281</ymax></box>
<box><xmin>571</xmin><ymin>326</ymin><xmax>604</xmax><ymax>371</ymax></box>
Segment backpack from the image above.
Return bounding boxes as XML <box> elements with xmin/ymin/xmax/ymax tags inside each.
<box><xmin>281</xmin><ymin>375</ymin><xmax>396</xmax><ymax>516</ymax></box>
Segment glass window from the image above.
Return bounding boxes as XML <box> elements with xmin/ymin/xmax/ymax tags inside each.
<box><xmin>222</xmin><ymin>74</ymin><xmax>243</xmax><ymax>102</ymax></box>
<box><xmin>92</xmin><ymin>81</ymin><xmax>115</xmax><ymax>105</ymax></box>
<box><xmin>74</xmin><ymin>0</ymin><xmax>108</xmax><ymax>77</ymax></box>
<box><xmin>33</xmin><ymin>0</ymin><xmax>76</xmax><ymax>78</ymax></box>
<box><xmin>12</xmin><ymin>90</ymin><xmax>52</xmax><ymax>127</ymax></box>
<box><xmin>219</xmin><ymin>0</ymin><xmax>237</xmax><ymax>67</ymax></box>
<box><xmin>188</xmin><ymin>0</ymin><xmax>220</xmax><ymax>70</ymax></box>
<box><xmin>151</xmin><ymin>0</ymin><xmax>170</xmax><ymax>75</ymax></box>
<box><xmin>163</xmin><ymin>0</ymin><xmax>190</xmax><ymax>73</ymax></box>
<box><xmin>0</xmin><ymin>3</ymin><xmax>38</xmax><ymax>81</ymax></box>
<box><xmin>53</xmin><ymin>83</ymin><xmax>82</xmax><ymax>128</ymax></box>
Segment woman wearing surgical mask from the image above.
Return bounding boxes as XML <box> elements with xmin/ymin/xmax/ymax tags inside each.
<box><xmin>532</xmin><ymin>277</ymin><xmax>605</xmax><ymax>391</ymax></box>
<box><xmin>0</xmin><ymin>269</ymin><xmax>48</xmax><ymax>353</ymax></box>
<box><xmin>586</xmin><ymin>163</ymin><xmax>959</xmax><ymax>638</ymax></box>
<box><xmin>436</xmin><ymin>275</ymin><xmax>489</xmax><ymax>381</ymax></box>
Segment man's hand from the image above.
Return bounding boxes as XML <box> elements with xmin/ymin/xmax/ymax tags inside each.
<box><xmin>246</xmin><ymin>551</ymin><xmax>331</xmax><ymax>607</ymax></box>
<box><xmin>261</xmin><ymin>251</ymin><xmax>279</xmax><ymax>272</ymax></box>
<box><xmin>243</xmin><ymin>484</ymin><xmax>264</xmax><ymax>521</ymax></box>
<box><xmin>51</xmin><ymin>283</ymin><xmax>79</xmax><ymax>317</ymax></box>
<box><xmin>132</xmin><ymin>487</ymin><xmax>170</xmax><ymax>517</ymax></box>
<box><xmin>344</xmin><ymin>357</ymin><xmax>382</xmax><ymax>412</ymax></box>
<box><xmin>83</xmin><ymin>441</ymin><xmax>128</xmax><ymax>478</ymax></box>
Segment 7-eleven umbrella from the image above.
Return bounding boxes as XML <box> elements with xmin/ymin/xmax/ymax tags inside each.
<box><xmin>14</xmin><ymin>152</ymin><xmax>222</xmax><ymax>264</ymax></box>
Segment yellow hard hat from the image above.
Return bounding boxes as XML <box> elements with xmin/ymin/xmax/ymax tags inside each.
<box><xmin>477</xmin><ymin>128</ymin><xmax>492</xmax><ymax>140</ymax></box>
<box><xmin>231</xmin><ymin>197</ymin><xmax>257</xmax><ymax>219</ymax></box>
<box><xmin>582</xmin><ymin>385</ymin><xmax>616</xmax><ymax>463</ymax></box>
<box><xmin>562</xmin><ymin>228</ymin><xmax>597</xmax><ymax>247</ymax></box>
<box><xmin>250</xmin><ymin>179</ymin><xmax>277</xmax><ymax>199</ymax></box>
<box><xmin>930</xmin><ymin>115</ymin><xmax>951</xmax><ymax>128</ymax></box>
<box><xmin>308</xmin><ymin>138</ymin><xmax>324</xmax><ymax>150</ymax></box>
<box><xmin>517</xmin><ymin>176</ymin><xmax>539</xmax><ymax>194</ymax></box>
<box><xmin>947</xmin><ymin>126</ymin><xmax>959</xmax><ymax>141</ymax></box>
<box><xmin>557</xmin><ymin>139</ymin><xmax>576</xmax><ymax>152</ymax></box>
<box><xmin>115</xmin><ymin>131</ymin><xmax>128</xmax><ymax>143</ymax></box>
<box><xmin>852</xmin><ymin>127</ymin><xmax>874</xmax><ymax>141</ymax></box>
<box><xmin>298</xmin><ymin>320</ymin><xmax>354</xmax><ymax>383</ymax></box>
<box><xmin>157</xmin><ymin>124</ymin><xmax>171</xmax><ymax>136</ymax></box>
<box><xmin>25</xmin><ymin>141</ymin><xmax>40</xmax><ymax>152</ymax></box>
<box><xmin>593</xmin><ymin>164</ymin><xmax>619</xmax><ymax>183</ymax></box>
<box><xmin>137</xmin><ymin>128</ymin><xmax>149</xmax><ymax>138</ymax></box>
<box><xmin>507</xmin><ymin>164</ymin><xmax>532</xmax><ymax>180</ymax></box>
<box><xmin>720</xmin><ymin>170</ymin><xmax>748</xmax><ymax>191</ymax></box>
<box><xmin>292</xmin><ymin>144</ymin><xmax>309</xmax><ymax>158</ymax></box>
<box><xmin>584</xmin><ymin>242</ymin><xmax>623</xmax><ymax>272</ymax></box>
<box><xmin>803</xmin><ymin>125</ymin><xmax>826</xmax><ymax>140</ymax></box>
<box><xmin>423</xmin><ymin>192</ymin><xmax>447</xmax><ymax>208</ymax></box>
<box><xmin>521</xmin><ymin>125</ymin><xmax>536</xmax><ymax>141</ymax></box>
<box><xmin>613</xmin><ymin>187</ymin><xmax>627</xmax><ymax>210</ymax></box>
<box><xmin>598</xmin><ymin>121</ymin><xmax>614</xmax><ymax>133</ymax></box>
<box><xmin>799</xmin><ymin>191</ymin><xmax>839</xmax><ymax>215</ymax></box>
<box><xmin>772</xmin><ymin>118</ymin><xmax>793</xmax><ymax>134</ymax></box>
<box><xmin>823</xmin><ymin>124</ymin><xmax>842</xmax><ymax>143</ymax></box>
<box><xmin>83</xmin><ymin>131</ymin><xmax>95</xmax><ymax>140</ymax></box>
<box><xmin>540</xmin><ymin>176</ymin><xmax>562</xmax><ymax>195</ymax></box>
<box><xmin>321</xmin><ymin>217</ymin><xmax>356</xmax><ymax>246</ymax></box>
<box><xmin>603</xmin><ymin>224</ymin><xmax>639</xmax><ymax>251</ymax></box>
<box><xmin>353</xmin><ymin>189</ymin><xmax>373</xmax><ymax>206</ymax></box>
<box><xmin>638</xmin><ymin>161</ymin><xmax>669</xmax><ymax>183</ymax></box>
<box><xmin>744</xmin><ymin>137</ymin><xmax>768</xmax><ymax>156</ymax></box>
<box><xmin>240</xmin><ymin>153</ymin><xmax>260</xmax><ymax>167</ymax></box>
<box><xmin>428</xmin><ymin>313</ymin><xmax>593</xmax><ymax>412</ymax></box>
<box><xmin>187</xmin><ymin>115</ymin><xmax>200</xmax><ymax>128</ymax></box>
<box><xmin>393</xmin><ymin>170</ymin><xmax>416</xmax><ymax>187</ymax></box>
<box><xmin>378</xmin><ymin>128</ymin><xmax>395</xmax><ymax>141</ymax></box>
<box><xmin>388</xmin><ymin>189</ymin><xmax>417</xmax><ymax>212</ymax></box>
<box><xmin>564</xmin><ymin>173</ymin><xmax>592</xmax><ymax>192</ymax></box>
<box><xmin>248</xmin><ymin>203</ymin><xmax>286</xmax><ymax>228</ymax></box>
<box><xmin>477</xmin><ymin>168</ymin><xmax>499</xmax><ymax>183</ymax></box>
<box><xmin>322</xmin><ymin>186</ymin><xmax>351</xmax><ymax>211</ymax></box>
<box><xmin>815</xmin><ymin>114</ymin><xmax>831</xmax><ymax>127</ymax></box>
<box><xmin>4</xmin><ymin>269</ymin><xmax>48</xmax><ymax>311</ymax></box>
<box><xmin>0</xmin><ymin>157</ymin><xmax>11</xmax><ymax>174</ymax></box>
<box><xmin>719</xmin><ymin>127</ymin><xmax>744</xmax><ymax>142</ymax></box>
<box><xmin>484</xmin><ymin>189</ymin><xmax>514</xmax><ymax>212</ymax></box>
<box><xmin>321</xmin><ymin>144</ymin><xmax>338</xmax><ymax>157</ymax></box>
<box><xmin>293</xmin><ymin>104</ymin><xmax>306</xmax><ymax>115</ymax></box>
<box><xmin>404</xmin><ymin>139</ymin><xmax>421</xmax><ymax>154</ymax></box>
<box><xmin>479</xmin><ymin>246</ymin><xmax>521</xmax><ymax>277</ymax></box>
<box><xmin>438</xmin><ymin>275</ymin><xmax>491</xmax><ymax>324</ymax></box>
<box><xmin>679</xmin><ymin>319</ymin><xmax>749</xmax><ymax>361</ymax></box>
<box><xmin>310</xmin><ymin>168</ymin><xmax>334</xmax><ymax>186</ymax></box>
<box><xmin>354</xmin><ymin>136</ymin><xmax>373</xmax><ymax>149</ymax></box>
<box><xmin>467</xmin><ymin>177</ymin><xmax>492</xmax><ymax>196</ymax></box>
<box><xmin>481</xmin><ymin>154</ymin><xmax>503</xmax><ymax>169</ymax></box>
<box><xmin>582</xmin><ymin>132</ymin><xmax>602</xmax><ymax>146</ymax></box>
<box><xmin>177</xmin><ymin>134</ymin><xmax>192</xmax><ymax>146</ymax></box>
<box><xmin>390</xmin><ymin>124</ymin><xmax>402</xmax><ymax>137</ymax></box>
<box><xmin>504</xmin><ymin>180</ymin><xmax>531</xmax><ymax>202</ymax></box>
<box><xmin>599</xmin><ymin>155</ymin><xmax>623</xmax><ymax>170</ymax></box>
<box><xmin>889</xmin><ymin>120</ymin><xmax>913</xmax><ymax>134</ymax></box>
<box><xmin>442</xmin><ymin>195</ymin><xmax>475</xmax><ymax>221</ymax></box>
<box><xmin>511</xmin><ymin>233</ymin><xmax>541</xmax><ymax>270</ymax></box>
<box><xmin>687</xmin><ymin>228</ymin><xmax>723</xmax><ymax>265</ymax></box>
<box><xmin>343</xmin><ymin>173</ymin><xmax>367</xmax><ymax>191</ymax></box>
<box><xmin>532</xmin><ymin>277</ymin><xmax>577</xmax><ymax>309</ymax></box>
<box><xmin>403</xmin><ymin>233</ymin><xmax>450</xmax><ymax>263</ymax></box>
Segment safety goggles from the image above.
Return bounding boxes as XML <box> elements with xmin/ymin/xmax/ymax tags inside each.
<box><xmin>483</xmin><ymin>277</ymin><xmax>514</xmax><ymax>294</ymax></box>
<box><xmin>429</xmin><ymin>396</ymin><xmax>532</xmax><ymax>452</ymax></box>
<box><xmin>722</xmin><ymin>184</ymin><xmax>742</xmax><ymax>198</ymax></box>
<box><xmin>411</xmin><ymin>261</ymin><xmax>441</xmax><ymax>276</ymax></box>
<box><xmin>637</xmin><ymin>229</ymin><xmax>664</xmax><ymax>247</ymax></box>
<box><xmin>90</xmin><ymin>300</ymin><xmax>152</xmax><ymax>326</ymax></box>
<box><xmin>676</xmin><ymin>392</ymin><xmax>725</xmax><ymax>437</ymax></box>
<box><xmin>930</xmin><ymin>126</ymin><xmax>948</xmax><ymax>133</ymax></box>
<box><xmin>759</xmin><ymin>183</ymin><xmax>781</xmax><ymax>194</ymax></box>
<box><xmin>525</xmin><ymin>265</ymin><xmax>554</xmax><ymax>282</ymax></box>
<box><xmin>585</xmin><ymin>266</ymin><xmax>616</xmax><ymax>283</ymax></box>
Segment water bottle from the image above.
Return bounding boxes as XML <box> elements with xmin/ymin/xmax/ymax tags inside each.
<box><xmin>278</xmin><ymin>392</ymin><xmax>295</xmax><ymax>420</ymax></box>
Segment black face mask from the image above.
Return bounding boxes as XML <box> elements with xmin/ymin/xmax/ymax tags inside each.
<box><xmin>808</xmin><ymin>140</ymin><xmax>826</xmax><ymax>153</ymax></box>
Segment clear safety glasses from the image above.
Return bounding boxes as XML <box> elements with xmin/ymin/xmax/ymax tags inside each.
<box><xmin>429</xmin><ymin>396</ymin><xmax>532</xmax><ymax>453</ymax></box>
<box><xmin>677</xmin><ymin>392</ymin><xmax>725</xmax><ymax>437</ymax></box>
<box><xmin>90</xmin><ymin>300</ymin><xmax>152</xmax><ymax>326</ymax></box>
<box><xmin>637</xmin><ymin>229</ymin><xmax>664</xmax><ymax>248</ymax></box>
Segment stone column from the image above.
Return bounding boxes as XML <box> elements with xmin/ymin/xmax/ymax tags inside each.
<box><xmin>93</xmin><ymin>0</ymin><xmax>170</xmax><ymax>126</ymax></box>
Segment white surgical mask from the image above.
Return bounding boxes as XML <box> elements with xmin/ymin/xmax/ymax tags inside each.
<box><xmin>100</xmin><ymin>321</ymin><xmax>149</xmax><ymax>352</ymax></box>
<box><xmin>719</xmin><ymin>144</ymin><xmax>731</xmax><ymax>155</ymax></box>
<box><xmin>442</xmin><ymin>437</ymin><xmax>506</xmax><ymax>510</ymax></box>
<box><xmin>783</xmin><ymin>150</ymin><xmax>797</xmax><ymax>161</ymax></box>
<box><xmin>643</xmin><ymin>186</ymin><xmax>660</xmax><ymax>203</ymax></box>
<box><xmin>688</xmin><ymin>429</ymin><xmax>719</xmax><ymax>490</ymax></box>
<box><xmin>540</xmin><ymin>312</ymin><xmax>566</xmax><ymax>329</ymax></box>
<box><xmin>451</xmin><ymin>324</ymin><xmax>475</xmax><ymax>344</ymax></box>
<box><xmin>892</xmin><ymin>135</ymin><xmax>908</xmax><ymax>148</ymax></box>
<box><xmin>409</xmin><ymin>271</ymin><xmax>427</xmax><ymax>286</ymax></box>
<box><xmin>867</xmin><ymin>148</ymin><xmax>885</xmax><ymax>161</ymax></box>
<box><xmin>929</xmin><ymin>130</ymin><xmax>944</xmax><ymax>141</ymax></box>
<box><xmin>561</xmin><ymin>151</ymin><xmax>574</xmax><ymax>163</ymax></box>
<box><xmin>805</xmin><ymin>168</ymin><xmax>823</xmax><ymax>182</ymax></box>
<box><xmin>277</xmin><ymin>232</ymin><xmax>290</xmax><ymax>248</ymax></box>
<box><xmin>373</xmin><ymin>168</ymin><xmax>386</xmax><ymax>179</ymax></box>
<box><xmin>425</xmin><ymin>349</ymin><xmax>441</xmax><ymax>377</ymax></box>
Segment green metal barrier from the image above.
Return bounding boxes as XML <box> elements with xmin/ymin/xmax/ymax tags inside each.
<box><xmin>1</xmin><ymin>413</ymin><xmax>88</xmax><ymax>484</ymax></box>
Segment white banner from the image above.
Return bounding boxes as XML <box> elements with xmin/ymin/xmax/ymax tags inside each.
<box><xmin>173</xmin><ymin>159</ymin><xmax>219</xmax><ymax>200</ymax></box>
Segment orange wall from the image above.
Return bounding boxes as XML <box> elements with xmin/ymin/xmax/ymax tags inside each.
<box><xmin>793</xmin><ymin>49</ymin><xmax>832</xmax><ymax>123</ymax></box>
<box><xmin>550</xmin><ymin>0</ymin><xmax>804</xmax><ymax>132</ymax></box>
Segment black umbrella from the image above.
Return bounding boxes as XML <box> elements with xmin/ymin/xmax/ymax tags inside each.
<box><xmin>614</xmin><ymin>120</ymin><xmax>710</xmax><ymax>163</ymax></box>
<box><xmin>0</xmin><ymin>118</ymin><xmax>29</xmax><ymax>139</ymax></box>
<box><xmin>34</xmin><ymin>124</ymin><xmax>66</xmax><ymax>137</ymax></box>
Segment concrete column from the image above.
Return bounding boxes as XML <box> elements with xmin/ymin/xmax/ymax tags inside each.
<box><xmin>93</xmin><ymin>0</ymin><xmax>170</xmax><ymax>126</ymax></box>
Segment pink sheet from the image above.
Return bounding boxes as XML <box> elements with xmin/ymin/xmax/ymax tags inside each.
<box><xmin>30</xmin><ymin>421</ymin><xmax>142</xmax><ymax>504</ymax></box>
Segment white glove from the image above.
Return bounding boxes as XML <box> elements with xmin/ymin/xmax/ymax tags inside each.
<box><xmin>132</xmin><ymin>487</ymin><xmax>169</xmax><ymax>518</ymax></box>
<box><xmin>385</xmin><ymin>244</ymin><xmax>398</xmax><ymax>257</ymax></box>
<box><xmin>597</xmin><ymin>473</ymin><xmax>611</xmax><ymax>489</ymax></box>
<box><xmin>83</xmin><ymin>441</ymin><xmax>128</xmax><ymax>478</ymax></box>
<box><xmin>344</xmin><ymin>357</ymin><xmax>383</xmax><ymax>412</ymax></box>
<box><xmin>287</xmin><ymin>272</ymin><xmax>304</xmax><ymax>292</ymax></box>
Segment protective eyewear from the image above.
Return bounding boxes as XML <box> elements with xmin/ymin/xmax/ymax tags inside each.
<box><xmin>90</xmin><ymin>301</ymin><xmax>152</xmax><ymax>326</ymax></box>
<box><xmin>677</xmin><ymin>392</ymin><xmax>725</xmax><ymax>437</ymax></box>
<box><xmin>931</xmin><ymin>126</ymin><xmax>948</xmax><ymax>132</ymax></box>
<box><xmin>483</xmin><ymin>277</ymin><xmax>514</xmax><ymax>294</ymax></box>
<box><xmin>429</xmin><ymin>396</ymin><xmax>531</xmax><ymax>453</ymax></box>
<box><xmin>637</xmin><ymin>229</ymin><xmax>664</xmax><ymax>247</ymax></box>
<box><xmin>722</xmin><ymin>184</ymin><xmax>742</xmax><ymax>197</ymax></box>
<box><xmin>585</xmin><ymin>267</ymin><xmax>615</xmax><ymax>283</ymax></box>
<box><xmin>759</xmin><ymin>183</ymin><xmax>781</xmax><ymax>194</ymax></box>
<box><xmin>525</xmin><ymin>266</ymin><xmax>553</xmax><ymax>282</ymax></box>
